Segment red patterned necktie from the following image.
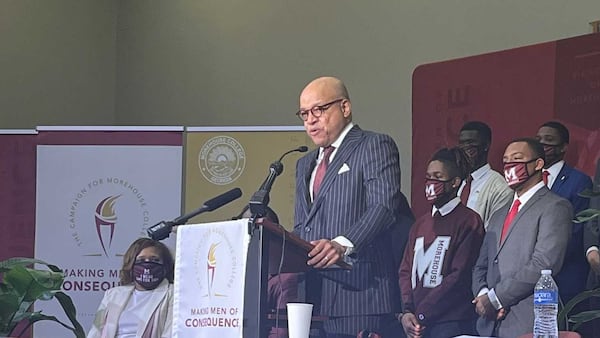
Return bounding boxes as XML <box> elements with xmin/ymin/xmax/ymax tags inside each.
<box><xmin>542</xmin><ymin>170</ymin><xmax>550</xmax><ymax>186</ymax></box>
<box><xmin>460</xmin><ymin>175</ymin><xmax>473</xmax><ymax>205</ymax></box>
<box><xmin>313</xmin><ymin>146</ymin><xmax>335</xmax><ymax>198</ymax></box>
<box><xmin>500</xmin><ymin>199</ymin><xmax>521</xmax><ymax>242</ymax></box>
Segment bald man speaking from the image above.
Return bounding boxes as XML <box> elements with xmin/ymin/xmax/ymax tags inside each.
<box><xmin>293</xmin><ymin>76</ymin><xmax>410</xmax><ymax>337</ymax></box>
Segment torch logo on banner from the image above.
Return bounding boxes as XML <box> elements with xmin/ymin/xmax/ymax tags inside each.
<box><xmin>94</xmin><ymin>195</ymin><xmax>121</xmax><ymax>257</ymax></box>
<box><xmin>206</xmin><ymin>242</ymin><xmax>225</xmax><ymax>297</ymax></box>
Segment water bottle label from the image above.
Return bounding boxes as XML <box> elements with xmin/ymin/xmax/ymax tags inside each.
<box><xmin>534</xmin><ymin>290</ymin><xmax>558</xmax><ymax>304</ymax></box>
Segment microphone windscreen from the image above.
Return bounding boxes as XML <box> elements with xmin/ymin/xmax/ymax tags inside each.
<box><xmin>203</xmin><ymin>187</ymin><xmax>242</xmax><ymax>211</ymax></box>
<box><xmin>147</xmin><ymin>221</ymin><xmax>172</xmax><ymax>241</ymax></box>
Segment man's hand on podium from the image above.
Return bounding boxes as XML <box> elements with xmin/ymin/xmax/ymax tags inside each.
<box><xmin>307</xmin><ymin>239</ymin><xmax>346</xmax><ymax>269</ymax></box>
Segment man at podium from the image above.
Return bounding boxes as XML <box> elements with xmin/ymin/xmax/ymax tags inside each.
<box><xmin>293</xmin><ymin>76</ymin><xmax>409</xmax><ymax>337</ymax></box>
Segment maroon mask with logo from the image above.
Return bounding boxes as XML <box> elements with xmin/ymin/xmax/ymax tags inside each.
<box><xmin>503</xmin><ymin>159</ymin><xmax>537</xmax><ymax>189</ymax></box>
<box><xmin>424</xmin><ymin>178</ymin><xmax>452</xmax><ymax>203</ymax></box>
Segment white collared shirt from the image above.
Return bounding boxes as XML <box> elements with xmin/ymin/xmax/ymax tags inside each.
<box><xmin>458</xmin><ymin>163</ymin><xmax>492</xmax><ymax>209</ymax></box>
<box><xmin>513</xmin><ymin>180</ymin><xmax>545</xmax><ymax>208</ymax></box>
<box><xmin>431</xmin><ymin>197</ymin><xmax>461</xmax><ymax>217</ymax></box>
<box><xmin>309</xmin><ymin>122</ymin><xmax>354</xmax><ymax>200</ymax></box>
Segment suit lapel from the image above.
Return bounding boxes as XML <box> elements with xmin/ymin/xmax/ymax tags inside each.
<box><xmin>551</xmin><ymin>164</ymin><xmax>570</xmax><ymax>194</ymax></box>
<box><xmin>299</xmin><ymin>151</ymin><xmax>318</xmax><ymax>216</ymax></box>
<box><xmin>497</xmin><ymin>187</ymin><xmax>548</xmax><ymax>252</ymax></box>
<box><xmin>305</xmin><ymin>125</ymin><xmax>363</xmax><ymax>224</ymax></box>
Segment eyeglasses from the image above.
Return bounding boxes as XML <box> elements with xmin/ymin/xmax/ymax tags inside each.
<box><xmin>296</xmin><ymin>98</ymin><xmax>344</xmax><ymax>121</ymax></box>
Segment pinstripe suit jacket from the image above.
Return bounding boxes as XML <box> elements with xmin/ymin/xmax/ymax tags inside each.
<box><xmin>294</xmin><ymin>125</ymin><xmax>404</xmax><ymax>317</ymax></box>
<box><xmin>472</xmin><ymin>186</ymin><xmax>572</xmax><ymax>338</ymax></box>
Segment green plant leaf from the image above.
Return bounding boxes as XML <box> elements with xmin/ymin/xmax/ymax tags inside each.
<box><xmin>14</xmin><ymin>312</ymin><xmax>79</xmax><ymax>337</ymax></box>
<box><xmin>558</xmin><ymin>288</ymin><xmax>600</xmax><ymax>331</ymax></box>
<box><xmin>0</xmin><ymin>257</ymin><xmax>84</xmax><ymax>337</ymax></box>
<box><xmin>574</xmin><ymin>208</ymin><xmax>600</xmax><ymax>224</ymax></box>
<box><xmin>0</xmin><ymin>293</ymin><xmax>20</xmax><ymax>334</ymax></box>
<box><xmin>570</xmin><ymin>310</ymin><xmax>600</xmax><ymax>331</ymax></box>
<box><xmin>0</xmin><ymin>257</ymin><xmax>53</xmax><ymax>274</ymax></box>
<box><xmin>578</xmin><ymin>188</ymin><xmax>600</xmax><ymax>198</ymax></box>
<box><xmin>5</xmin><ymin>265</ymin><xmax>63</xmax><ymax>303</ymax></box>
<box><xmin>55</xmin><ymin>292</ymin><xmax>86</xmax><ymax>338</ymax></box>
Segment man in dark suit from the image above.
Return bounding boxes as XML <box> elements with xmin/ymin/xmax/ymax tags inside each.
<box><xmin>472</xmin><ymin>138</ymin><xmax>572</xmax><ymax>338</ymax></box>
<box><xmin>294</xmin><ymin>76</ymin><xmax>410</xmax><ymax>337</ymax></box>
<box><xmin>536</xmin><ymin>121</ymin><xmax>593</xmax><ymax>304</ymax></box>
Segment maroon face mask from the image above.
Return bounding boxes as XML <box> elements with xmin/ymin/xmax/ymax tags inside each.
<box><xmin>541</xmin><ymin>143</ymin><xmax>562</xmax><ymax>165</ymax></box>
<box><xmin>424</xmin><ymin>178</ymin><xmax>452</xmax><ymax>203</ymax></box>
<box><xmin>503</xmin><ymin>159</ymin><xmax>537</xmax><ymax>188</ymax></box>
<box><xmin>133</xmin><ymin>261</ymin><xmax>166</xmax><ymax>290</ymax></box>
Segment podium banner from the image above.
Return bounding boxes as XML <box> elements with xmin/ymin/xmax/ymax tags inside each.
<box><xmin>173</xmin><ymin>219</ymin><xmax>251</xmax><ymax>338</ymax></box>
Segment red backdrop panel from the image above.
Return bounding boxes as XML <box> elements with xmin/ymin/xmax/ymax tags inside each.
<box><xmin>0</xmin><ymin>133</ymin><xmax>37</xmax><ymax>261</ymax></box>
<box><xmin>0</xmin><ymin>129</ymin><xmax>183</xmax><ymax>262</ymax></box>
<box><xmin>412</xmin><ymin>33</ymin><xmax>600</xmax><ymax>217</ymax></box>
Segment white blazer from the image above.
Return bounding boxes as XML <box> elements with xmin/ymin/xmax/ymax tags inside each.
<box><xmin>87</xmin><ymin>279</ymin><xmax>173</xmax><ymax>338</ymax></box>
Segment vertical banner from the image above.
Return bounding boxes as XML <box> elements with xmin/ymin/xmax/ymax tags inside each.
<box><xmin>185</xmin><ymin>126</ymin><xmax>312</xmax><ymax>230</ymax></box>
<box><xmin>172</xmin><ymin>219</ymin><xmax>250</xmax><ymax>338</ymax></box>
<box><xmin>34</xmin><ymin>126</ymin><xmax>183</xmax><ymax>337</ymax></box>
<box><xmin>0</xmin><ymin>130</ymin><xmax>37</xmax><ymax>261</ymax></box>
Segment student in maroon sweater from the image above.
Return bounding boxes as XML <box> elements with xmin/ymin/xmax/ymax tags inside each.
<box><xmin>399</xmin><ymin>147</ymin><xmax>485</xmax><ymax>338</ymax></box>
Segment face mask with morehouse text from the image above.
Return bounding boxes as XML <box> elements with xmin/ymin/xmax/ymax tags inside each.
<box><xmin>133</xmin><ymin>261</ymin><xmax>166</xmax><ymax>290</ymax></box>
<box><xmin>503</xmin><ymin>159</ymin><xmax>537</xmax><ymax>188</ymax></box>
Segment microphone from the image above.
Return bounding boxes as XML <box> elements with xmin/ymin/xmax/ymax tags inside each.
<box><xmin>249</xmin><ymin>146</ymin><xmax>308</xmax><ymax>217</ymax></box>
<box><xmin>278</xmin><ymin>146</ymin><xmax>309</xmax><ymax>162</ymax></box>
<box><xmin>147</xmin><ymin>187</ymin><xmax>243</xmax><ymax>240</ymax></box>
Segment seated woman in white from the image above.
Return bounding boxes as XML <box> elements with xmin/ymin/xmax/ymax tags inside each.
<box><xmin>88</xmin><ymin>238</ymin><xmax>174</xmax><ymax>338</ymax></box>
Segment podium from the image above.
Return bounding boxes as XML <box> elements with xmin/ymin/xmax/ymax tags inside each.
<box><xmin>242</xmin><ymin>218</ymin><xmax>351</xmax><ymax>338</ymax></box>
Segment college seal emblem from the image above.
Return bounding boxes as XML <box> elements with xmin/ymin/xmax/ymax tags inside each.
<box><xmin>198</xmin><ymin>136</ymin><xmax>246</xmax><ymax>185</ymax></box>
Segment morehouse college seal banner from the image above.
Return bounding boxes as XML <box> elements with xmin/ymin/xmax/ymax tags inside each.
<box><xmin>184</xmin><ymin>126</ymin><xmax>312</xmax><ymax>230</ymax></box>
<box><xmin>34</xmin><ymin>126</ymin><xmax>183</xmax><ymax>337</ymax></box>
<box><xmin>172</xmin><ymin>219</ymin><xmax>250</xmax><ymax>338</ymax></box>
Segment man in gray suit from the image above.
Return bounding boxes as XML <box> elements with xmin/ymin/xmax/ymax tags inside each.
<box><xmin>294</xmin><ymin>76</ymin><xmax>408</xmax><ymax>337</ymax></box>
<box><xmin>472</xmin><ymin>138</ymin><xmax>572</xmax><ymax>338</ymax></box>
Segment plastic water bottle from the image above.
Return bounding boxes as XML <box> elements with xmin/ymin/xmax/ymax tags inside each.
<box><xmin>533</xmin><ymin>269</ymin><xmax>559</xmax><ymax>338</ymax></box>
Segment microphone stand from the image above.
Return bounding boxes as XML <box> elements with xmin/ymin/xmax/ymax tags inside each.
<box><xmin>247</xmin><ymin>146</ymin><xmax>307</xmax><ymax>235</ymax></box>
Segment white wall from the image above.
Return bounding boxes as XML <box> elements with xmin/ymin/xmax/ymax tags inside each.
<box><xmin>113</xmin><ymin>0</ymin><xmax>600</xmax><ymax>197</ymax></box>
<box><xmin>0</xmin><ymin>0</ymin><xmax>117</xmax><ymax>127</ymax></box>
<box><xmin>2</xmin><ymin>1</ymin><xmax>599</xmax><ymax>197</ymax></box>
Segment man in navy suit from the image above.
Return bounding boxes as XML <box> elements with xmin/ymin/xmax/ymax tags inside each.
<box><xmin>536</xmin><ymin>121</ymin><xmax>593</xmax><ymax>304</ymax></box>
<box><xmin>294</xmin><ymin>76</ymin><xmax>410</xmax><ymax>337</ymax></box>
